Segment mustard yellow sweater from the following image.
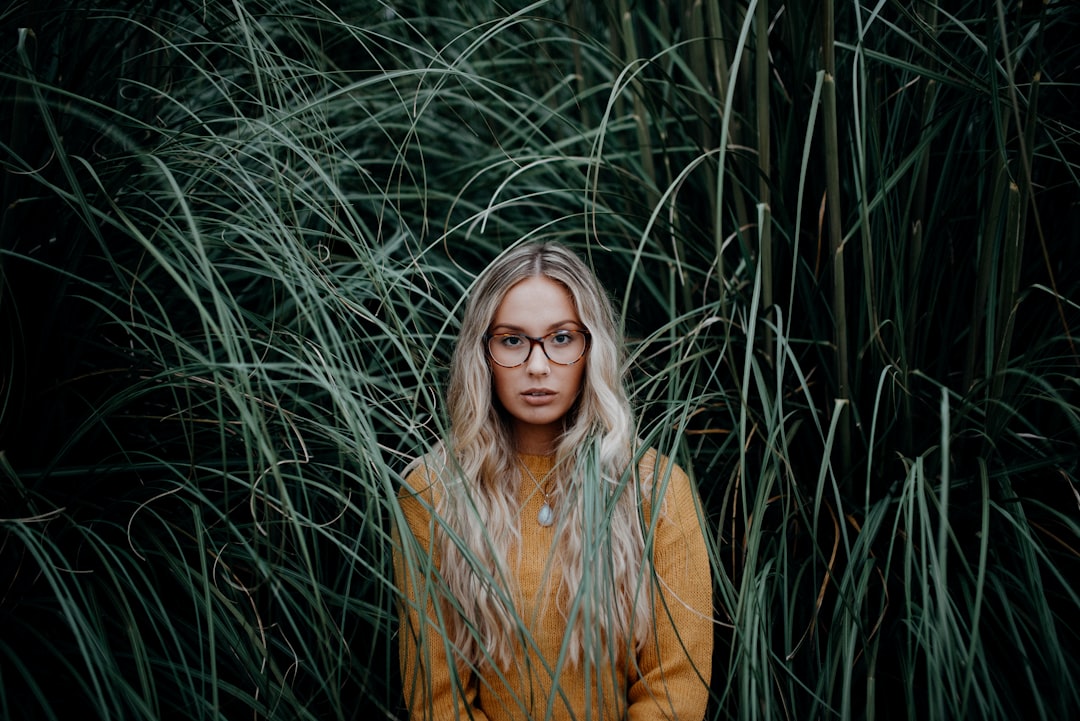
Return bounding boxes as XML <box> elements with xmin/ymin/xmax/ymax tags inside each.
<box><xmin>395</xmin><ymin>451</ymin><xmax>713</xmax><ymax>721</ymax></box>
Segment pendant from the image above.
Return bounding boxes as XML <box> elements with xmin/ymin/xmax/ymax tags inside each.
<box><xmin>537</xmin><ymin>502</ymin><xmax>554</xmax><ymax>527</ymax></box>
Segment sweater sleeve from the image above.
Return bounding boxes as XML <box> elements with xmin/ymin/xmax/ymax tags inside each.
<box><xmin>627</xmin><ymin>456</ymin><xmax>714</xmax><ymax>721</ymax></box>
<box><xmin>394</xmin><ymin>465</ymin><xmax>491</xmax><ymax>721</ymax></box>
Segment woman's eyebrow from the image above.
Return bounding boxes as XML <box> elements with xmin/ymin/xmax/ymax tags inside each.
<box><xmin>490</xmin><ymin>320</ymin><xmax>581</xmax><ymax>333</ymax></box>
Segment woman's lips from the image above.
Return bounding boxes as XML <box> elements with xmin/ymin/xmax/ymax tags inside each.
<box><xmin>521</xmin><ymin>388</ymin><xmax>556</xmax><ymax>405</ymax></box>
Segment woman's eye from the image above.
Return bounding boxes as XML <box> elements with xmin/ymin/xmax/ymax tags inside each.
<box><xmin>500</xmin><ymin>335</ymin><xmax>525</xmax><ymax>347</ymax></box>
<box><xmin>550</xmin><ymin>332</ymin><xmax>573</xmax><ymax>346</ymax></box>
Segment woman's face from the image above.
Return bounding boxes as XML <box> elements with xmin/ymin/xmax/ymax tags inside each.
<box><xmin>488</xmin><ymin>275</ymin><xmax>587</xmax><ymax>455</ymax></box>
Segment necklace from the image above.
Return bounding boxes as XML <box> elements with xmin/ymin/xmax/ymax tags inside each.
<box><xmin>520</xmin><ymin>461</ymin><xmax>556</xmax><ymax>527</ymax></box>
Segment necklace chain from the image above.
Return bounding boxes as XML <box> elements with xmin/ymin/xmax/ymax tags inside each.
<box><xmin>520</xmin><ymin>462</ymin><xmax>554</xmax><ymax>498</ymax></box>
<box><xmin>520</xmin><ymin>461</ymin><xmax>556</xmax><ymax>527</ymax></box>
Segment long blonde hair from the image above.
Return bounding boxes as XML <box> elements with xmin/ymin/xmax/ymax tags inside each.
<box><xmin>429</xmin><ymin>241</ymin><xmax>652</xmax><ymax>670</ymax></box>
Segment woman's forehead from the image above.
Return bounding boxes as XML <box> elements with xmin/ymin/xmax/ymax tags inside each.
<box><xmin>490</xmin><ymin>276</ymin><xmax>581</xmax><ymax>329</ymax></box>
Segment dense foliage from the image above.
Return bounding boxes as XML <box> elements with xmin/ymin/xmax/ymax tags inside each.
<box><xmin>1</xmin><ymin>1</ymin><xmax>1077</xmax><ymax>719</ymax></box>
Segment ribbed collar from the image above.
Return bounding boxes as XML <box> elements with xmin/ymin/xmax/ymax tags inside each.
<box><xmin>518</xmin><ymin>452</ymin><xmax>556</xmax><ymax>476</ymax></box>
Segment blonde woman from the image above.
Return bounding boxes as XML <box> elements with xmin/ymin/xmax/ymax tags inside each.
<box><xmin>394</xmin><ymin>242</ymin><xmax>713</xmax><ymax>720</ymax></box>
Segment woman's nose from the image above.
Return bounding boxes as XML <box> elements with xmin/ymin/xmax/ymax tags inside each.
<box><xmin>525</xmin><ymin>342</ymin><xmax>550</xmax><ymax>374</ymax></box>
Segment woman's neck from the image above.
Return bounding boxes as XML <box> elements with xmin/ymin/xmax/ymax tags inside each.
<box><xmin>512</xmin><ymin>423</ymin><xmax>560</xmax><ymax>456</ymax></box>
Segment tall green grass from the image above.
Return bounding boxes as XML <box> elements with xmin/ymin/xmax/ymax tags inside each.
<box><xmin>1</xmin><ymin>1</ymin><xmax>1077</xmax><ymax>719</ymax></box>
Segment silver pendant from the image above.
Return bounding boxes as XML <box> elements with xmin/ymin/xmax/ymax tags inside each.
<box><xmin>537</xmin><ymin>502</ymin><xmax>554</xmax><ymax>527</ymax></box>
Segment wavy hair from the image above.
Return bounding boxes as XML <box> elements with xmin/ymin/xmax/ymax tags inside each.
<box><xmin>428</xmin><ymin>241</ymin><xmax>651</xmax><ymax>670</ymax></box>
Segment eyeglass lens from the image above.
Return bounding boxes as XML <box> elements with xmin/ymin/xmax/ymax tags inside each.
<box><xmin>487</xmin><ymin>330</ymin><xmax>587</xmax><ymax>366</ymax></box>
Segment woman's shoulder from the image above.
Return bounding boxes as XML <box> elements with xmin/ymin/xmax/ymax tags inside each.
<box><xmin>633</xmin><ymin>447</ymin><xmax>700</xmax><ymax>521</ymax></box>
<box><xmin>634</xmin><ymin>447</ymin><xmax>690</xmax><ymax>487</ymax></box>
<box><xmin>399</xmin><ymin>453</ymin><xmax>450</xmax><ymax>504</ymax></box>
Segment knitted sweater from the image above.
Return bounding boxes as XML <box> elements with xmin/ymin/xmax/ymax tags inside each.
<box><xmin>394</xmin><ymin>451</ymin><xmax>713</xmax><ymax>721</ymax></box>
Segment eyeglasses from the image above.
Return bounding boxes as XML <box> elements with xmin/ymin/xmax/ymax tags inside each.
<box><xmin>484</xmin><ymin>330</ymin><xmax>591</xmax><ymax>368</ymax></box>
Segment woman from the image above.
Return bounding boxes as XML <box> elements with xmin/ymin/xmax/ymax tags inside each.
<box><xmin>394</xmin><ymin>242</ymin><xmax>713</xmax><ymax>721</ymax></box>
